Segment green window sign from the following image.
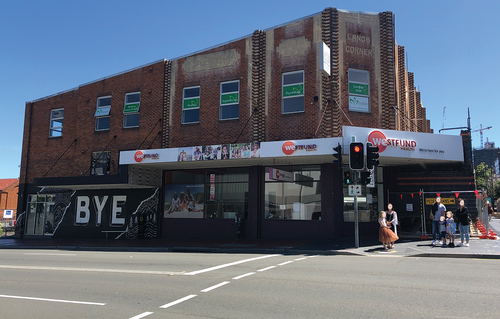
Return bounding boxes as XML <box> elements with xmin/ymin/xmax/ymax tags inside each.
<box><xmin>349</xmin><ymin>83</ymin><xmax>369</xmax><ymax>96</ymax></box>
<box><xmin>124</xmin><ymin>103</ymin><xmax>140</xmax><ymax>113</ymax></box>
<box><xmin>221</xmin><ymin>93</ymin><xmax>239</xmax><ymax>105</ymax></box>
<box><xmin>183</xmin><ymin>97</ymin><xmax>200</xmax><ymax>109</ymax></box>
<box><xmin>282</xmin><ymin>84</ymin><xmax>304</xmax><ymax>98</ymax></box>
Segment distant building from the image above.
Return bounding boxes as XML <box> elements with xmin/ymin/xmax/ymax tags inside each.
<box><xmin>1</xmin><ymin>178</ymin><xmax>19</xmax><ymax>222</ymax></box>
<box><xmin>474</xmin><ymin>145</ymin><xmax>500</xmax><ymax>175</ymax></box>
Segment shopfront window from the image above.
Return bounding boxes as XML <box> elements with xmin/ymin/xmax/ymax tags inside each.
<box><xmin>26</xmin><ymin>194</ymin><xmax>56</xmax><ymax>236</ymax></box>
<box><xmin>342</xmin><ymin>168</ymin><xmax>381</xmax><ymax>222</ymax></box>
<box><xmin>163</xmin><ymin>168</ymin><xmax>249</xmax><ymax>219</ymax></box>
<box><xmin>265</xmin><ymin>165</ymin><xmax>321</xmax><ymax>220</ymax></box>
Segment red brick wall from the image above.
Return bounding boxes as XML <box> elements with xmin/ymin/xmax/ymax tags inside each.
<box><xmin>0</xmin><ymin>179</ymin><xmax>18</xmax><ymax>217</ymax></box>
<box><xmin>19</xmin><ymin>61</ymin><xmax>165</xmax><ymax>183</ymax></box>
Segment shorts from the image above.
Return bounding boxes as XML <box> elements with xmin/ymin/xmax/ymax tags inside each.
<box><xmin>440</xmin><ymin>231</ymin><xmax>447</xmax><ymax>240</ymax></box>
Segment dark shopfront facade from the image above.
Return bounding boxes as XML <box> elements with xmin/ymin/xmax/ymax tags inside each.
<box><xmin>21</xmin><ymin>126</ymin><xmax>466</xmax><ymax>241</ymax></box>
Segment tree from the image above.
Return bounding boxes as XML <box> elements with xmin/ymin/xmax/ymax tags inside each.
<box><xmin>476</xmin><ymin>162</ymin><xmax>492</xmax><ymax>193</ymax></box>
<box><xmin>494</xmin><ymin>181</ymin><xmax>500</xmax><ymax>199</ymax></box>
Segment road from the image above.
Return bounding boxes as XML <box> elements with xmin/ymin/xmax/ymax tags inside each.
<box><xmin>0</xmin><ymin>249</ymin><xmax>499</xmax><ymax>318</ymax></box>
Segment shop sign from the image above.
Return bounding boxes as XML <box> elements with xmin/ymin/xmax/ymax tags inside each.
<box><xmin>183</xmin><ymin>97</ymin><xmax>200</xmax><ymax>109</ymax></box>
<box><xmin>134</xmin><ymin>150</ymin><xmax>160</xmax><ymax>163</ymax></box>
<box><xmin>282</xmin><ymin>84</ymin><xmax>304</xmax><ymax>97</ymax></box>
<box><xmin>221</xmin><ymin>93</ymin><xmax>239</xmax><ymax>105</ymax></box>
<box><xmin>281</xmin><ymin>140</ymin><xmax>317</xmax><ymax>156</ymax></box>
<box><xmin>269</xmin><ymin>168</ymin><xmax>294</xmax><ymax>182</ymax></box>
<box><xmin>3</xmin><ymin>210</ymin><xmax>13</xmax><ymax>219</ymax></box>
<box><xmin>349</xmin><ymin>95</ymin><xmax>369</xmax><ymax>112</ymax></box>
<box><xmin>319</xmin><ymin>42</ymin><xmax>331</xmax><ymax>76</ymax></box>
<box><xmin>124</xmin><ymin>103</ymin><xmax>140</xmax><ymax>113</ymax></box>
<box><xmin>425</xmin><ymin>198</ymin><xmax>455</xmax><ymax>205</ymax></box>
<box><xmin>368</xmin><ymin>130</ymin><xmax>417</xmax><ymax>152</ymax></box>
<box><xmin>349</xmin><ymin>83</ymin><xmax>369</xmax><ymax>96</ymax></box>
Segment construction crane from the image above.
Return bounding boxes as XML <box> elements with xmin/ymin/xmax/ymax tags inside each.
<box><xmin>471</xmin><ymin>124</ymin><xmax>492</xmax><ymax>149</ymax></box>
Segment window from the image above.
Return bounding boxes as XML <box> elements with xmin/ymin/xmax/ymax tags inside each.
<box><xmin>265</xmin><ymin>165</ymin><xmax>321</xmax><ymax>220</ymax></box>
<box><xmin>91</xmin><ymin>151</ymin><xmax>111</xmax><ymax>176</ymax></box>
<box><xmin>95</xmin><ymin>96</ymin><xmax>111</xmax><ymax>131</ymax></box>
<box><xmin>49</xmin><ymin>108</ymin><xmax>64</xmax><ymax>137</ymax></box>
<box><xmin>182</xmin><ymin>86</ymin><xmax>200</xmax><ymax>124</ymax></box>
<box><xmin>220</xmin><ymin>81</ymin><xmax>239</xmax><ymax>120</ymax></box>
<box><xmin>123</xmin><ymin>92</ymin><xmax>140</xmax><ymax>128</ymax></box>
<box><xmin>282</xmin><ymin>71</ymin><xmax>304</xmax><ymax>114</ymax></box>
<box><xmin>348</xmin><ymin>69</ymin><xmax>370</xmax><ymax>113</ymax></box>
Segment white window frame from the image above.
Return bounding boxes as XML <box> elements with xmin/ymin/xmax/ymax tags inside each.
<box><xmin>348</xmin><ymin>69</ymin><xmax>370</xmax><ymax>113</ymax></box>
<box><xmin>123</xmin><ymin>92</ymin><xmax>141</xmax><ymax>128</ymax></box>
<box><xmin>95</xmin><ymin>96</ymin><xmax>111</xmax><ymax>131</ymax></box>
<box><xmin>220</xmin><ymin>80</ymin><xmax>239</xmax><ymax>120</ymax></box>
<box><xmin>282</xmin><ymin>70</ymin><xmax>305</xmax><ymax>114</ymax></box>
<box><xmin>182</xmin><ymin>86</ymin><xmax>200</xmax><ymax>124</ymax></box>
<box><xmin>49</xmin><ymin>108</ymin><xmax>64</xmax><ymax>137</ymax></box>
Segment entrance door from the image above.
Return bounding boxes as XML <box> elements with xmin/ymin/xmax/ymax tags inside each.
<box><xmin>26</xmin><ymin>195</ymin><xmax>55</xmax><ymax>236</ymax></box>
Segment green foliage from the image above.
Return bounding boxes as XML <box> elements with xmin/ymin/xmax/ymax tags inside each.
<box><xmin>494</xmin><ymin>181</ymin><xmax>500</xmax><ymax>199</ymax></box>
<box><xmin>476</xmin><ymin>162</ymin><xmax>492</xmax><ymax>191</ymax></box>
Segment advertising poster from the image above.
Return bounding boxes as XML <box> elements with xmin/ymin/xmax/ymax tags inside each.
<box><xmin>202</xmin><ymin>145</ymin><xmax>221</xmax><ymax>160</ymax></box>
<box><xmin>164</xmin><ymin>184</ymin><xmax>204</xmax><ymax>218</ymax></box>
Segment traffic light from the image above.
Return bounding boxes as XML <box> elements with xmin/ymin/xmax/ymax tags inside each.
<box><xmin>366</xmin><ymin>142</ymin><xmax>380</xmax><ymax>169</ymax></box>
<box><xmin>344</xmin><ymin>171</ymin><xmax>352</xmax><ymax>184</ymax></box>
<box><xmin>333</xmin><ymin>143</ymin><xmax>342</xmax><ymax>170</ymax></box>
<box><xmin>360</xmin><ymin>171</ymin><xmax>371</xmax><ymax>185</ymax></box>
<box><xmin>349</xmin><ymin>142</ymin><xmax>364</xmax><ymax>170</ymax></box>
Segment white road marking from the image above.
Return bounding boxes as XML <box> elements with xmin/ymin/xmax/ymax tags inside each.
<box><xmin>257</xmin><ymin>266</ymin><xmax>276</xmax><ymax>272</ymax></box>
<box><xmin>278</xmin><ymin>261</ymin><xmax>294</xmax><ymax>266</ymax></box>
<box><xmin>294</xmin><ymin>257</ymin><xmax>308</xmax><ymax>261</ymax></box>
<box><xmin>232</xmin><ymin>272</ymin><xmax>255</xmax><ymax>280</ymax></box>
<box><xmin>160</xmin><ymin>294</ymin><xmax>197</xmax><ymax>309</ymax></box>
<box><xmin>201</xmin><ymin>281</ymin><xmax>230</xmax><ymax>292</ymax></box>
<box><xmin>0</xmin><ymin>265</ymin><xmax>185</xmax><ymax>275</ymax></box>
<box><xmin>129</xmin><ymin>312</ymin><xmax>154</xmax><ymax>319</ymax></box>
<box><xmin>186</xmin><ymin>254</ymin><xmax>279</xmax><ymax>275</ymax></box>
<box><xmin>0</xmin><ymin>294</ymin><xmax>105</xmax><ymax>306</ymax></box>
<box><xmin>23</xmin><ymin>253</ymin><xmax>77</xmax><ymax>256</ymax></box>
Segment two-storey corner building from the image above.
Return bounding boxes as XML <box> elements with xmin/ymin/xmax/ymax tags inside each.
<box><xmin>17</xmin><ymin>8</ymin><xmax>470</xmax><ymax>241</ymax></box>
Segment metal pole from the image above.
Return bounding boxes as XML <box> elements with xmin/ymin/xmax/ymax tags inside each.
<box><xmin>354</xmin><ymin>194</ymin><xmax>359</xmax><ymax>248</ymax></box>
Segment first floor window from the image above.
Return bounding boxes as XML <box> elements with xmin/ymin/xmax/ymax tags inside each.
<box><xmin>282</xmin><ymin>71</ymin><xmax>304</xmax><ymax>114</ymax></box>
<box><xmin>91</xmin><ymin>151</ymin><xmax>111</xmax><ymax>175</ymax></box>
<box><xmin>49</xmin><ymin>108</ymin><xmax>64</xmax><ymax>137</ymax></box>
<box><xmin>182</xmin><ymin>86</ymin><xmax>200</xmax><ymax>124</ymax></box>
<box><xmin>95</xmin><ymin>96</ymin><xmax>111</xmax><ymax>131</ymax></box>
<box><xmin>124</xmin><ymin>92</ymin><xmax>140</xmax><ymax>128</ymax></box>
<box><xmin>220</xmin><ymin>81</ymin><xmax>239</xmax><ymax>120</ymax></box>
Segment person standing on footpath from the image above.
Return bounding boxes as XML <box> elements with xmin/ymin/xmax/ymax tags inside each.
<box><xmin>455</xmin><ymin>198</ymin><xmax>470</xmax><ymax>247</ymax></box>
<box><xmin>487</xmin><ymin>201</ymin><xmax>493</xmax><ymax>222</ymax></box>
<box><xmin>386</xmin><ymin>203</ymin><xmax>398</xmax><ymax>237</ymax></box>
<box><xmin>430</xmin><ymin>196</ymin><xmax>446</xmax><ymax>246</ymax></box>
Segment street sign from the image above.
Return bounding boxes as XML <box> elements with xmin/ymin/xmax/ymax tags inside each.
<box><xmin>348</xmin><ymin>185</ymin><xmax>362</xmax><ymax>196</ymax></box>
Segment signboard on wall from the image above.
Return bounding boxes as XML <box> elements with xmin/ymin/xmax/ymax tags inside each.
<box><xmin>319</xmin><ymin>42</ymin><xmax>331</xmax><ymax>76</ymax></box>
<box><xmin>269</xmin><ymin>168</ymin><xmax>294</xmax><ymax>182</ymax></box>
<box><xmin>3</xmin><ymin>210</ymin><xmax>13</xmax><ymax>219</ymax></box>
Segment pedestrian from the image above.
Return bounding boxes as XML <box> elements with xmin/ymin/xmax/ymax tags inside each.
<box><xmin>386</xmin><ymin>203</ymin><xmax>398</xmax><ymax>237</ymax></box>
<box><xmin>439</xmin><ymin>215</ymin><xmax>447</xmax><ymax>247</ymax></box>
<box><xmin>430</xmin><ymin>196</ymin><xmax>446</xmax><ymax>246</ymax></box>
<box><xmin>446</xmin><ymin>211</ymin><xmax>456</xmax><ymax>247</ymax></box>
<box><xmin>455</xmin><ymin>198</ymin><xmax>470</xmax><ymax>247</ymax></box>
<box><xmin>487</xmin><ymin>201</ymin><xmax>493</xmax><ymax>222</ymax></box>
<box><xmin>378</xmin><ymin>211</ymin><xmax>399</xmax><ymax>250</ymax></box>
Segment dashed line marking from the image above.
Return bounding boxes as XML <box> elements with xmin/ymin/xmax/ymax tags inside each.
<box><xmin>257</xmin><ymin>266</ymin><xmax>277</xmax><ymax>272</ymax></box>
<box><xmin>278</xmin><ymin>261</ymin><xmax>294</xmax><ymax>266</ymax></box>
<box><xmin>129</xmin><ymin>312</ymin><xmax>154</xmax><ymax>319</ymax></box>
<box><xmin>159</xmin><ymin>294</ymin><xmax>197</xmax><ymax>309</ymax></box>
<box><xmin>233</xmin><ymin>272</ymin><xmax>255</xmax><ymax>280</ymax></box>
<box><xmin>201</xmin><ymin>281</ymin><xmax>230</xmax><ymax>292</ymax></box>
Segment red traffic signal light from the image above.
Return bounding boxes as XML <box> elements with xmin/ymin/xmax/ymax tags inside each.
<box><xmin>349</xmin><ymin>142</ymin><xmax>364</xmax><ymax>170</ymax></box>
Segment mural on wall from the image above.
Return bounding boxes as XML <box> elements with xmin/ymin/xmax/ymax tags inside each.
<box><xmin>164</xmin><ymin>184</ymin><xmax>204</xmax><ymax>218</ymax></box>
<box><xmin>126</xmin><ymin>188</ymin><xmax>159</xmax><ymax>239</ymax></box>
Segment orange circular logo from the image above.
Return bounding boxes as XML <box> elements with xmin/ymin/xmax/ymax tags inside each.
<box><xmin>134</xmin><ymin>150</ymin><xmax>144</xmax><ymax>162</ymax></box>
<box><xmin>367</xmin><ymin>130</ymin><xmax>388</xmax><ymax>152</ymax></box>
<box><xmin>282</xmin><ymin>141</ymin><xmax>296</xmax><ymax>155</ymax></box>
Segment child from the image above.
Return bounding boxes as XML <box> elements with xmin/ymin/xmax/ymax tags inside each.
<box><xmin>446</xmin><ymin>211</ymin><xmax>456</xmax><ymax>247</ymax></box>
<box><xmin>378</xmin><ymin>211</ymin><xmax>399</xmax><ymax>250</ymax></box>
<box><xmin>439</xmin><ymin>215</ymin><xmax>447</xmax><ymax>247</ymax></box>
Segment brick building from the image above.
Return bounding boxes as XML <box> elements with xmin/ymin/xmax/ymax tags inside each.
<box><xmin>17</xmin><ymin>8</ymin><xmax>468</xmax><ymax>240</ymax></box>
<box><xmin>1</xmin><ymin>178</ymin><xmax>18</xmax><ymax>222</ymax></box>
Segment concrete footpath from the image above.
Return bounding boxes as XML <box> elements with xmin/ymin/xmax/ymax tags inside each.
<box><xmin>1</xmin><ymin>217</ymin><xmax>500</xmax><ymax>259</ymax></box>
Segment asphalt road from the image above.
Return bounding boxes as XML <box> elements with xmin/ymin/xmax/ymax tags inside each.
<box><xmin>1</xmin><ymin>249</ymin><xmax>499</xmax><ymax>318</ymax></box>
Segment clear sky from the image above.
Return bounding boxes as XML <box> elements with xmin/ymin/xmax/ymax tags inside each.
<box><xmin>1</xmin><ymin>0</ymin><xmax>498</xmax><ymax>179</ymax></box>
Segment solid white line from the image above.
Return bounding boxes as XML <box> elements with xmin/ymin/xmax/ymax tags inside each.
<box><xmin>201</xmin><ymin>281</ymin><xmax>230</xmax><ymax>292</ymax></box>
<box><xmin>129</xmin><ymin>312</ymin><xmax>154</xmax><ymax>319</ymax></box>
<box><xmin>186</xmin><ymin>254</ymin><xmax>278</xmax><ymax>275</ymax></box>
<box><xmin>23</xmin><ymin>253</ymin><xmax>77</xmax><ymax>256</ymax></box>
<box><xmin>0</xmin><ymin>294</ymin><xmax>105</xmax><ymax>306</ymax></box>
<box><xmin>159</xmin><ymin>294</ymin><xmax>197</xmax><ymax>309</ymax></box>
<box><xmin>278</xmin><ymin>261</ymin><xmax>294</xmax><ymax>266</ymax></box>
<box><xmin>232</xmin><ymin>272</ymin><xmax>256</xmax><ymax>280</ymax></box>
<box><xmin>0</xmin><ymin>265</ymin><xmax>185</xmax><ymax>275</ymax></box>
<box><xmin>257</xmin><ymin>266</ymin><xmax>276</xmax><ymax>272</ymax></box>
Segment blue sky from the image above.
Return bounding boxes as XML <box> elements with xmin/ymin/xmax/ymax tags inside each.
<box><xmin>1</xmin><ymin>0</ymin><xmax>499</xmax><ymax>179</ymax></box>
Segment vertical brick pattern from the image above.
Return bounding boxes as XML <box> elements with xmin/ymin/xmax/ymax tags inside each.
<box><xmin>379</xmin><ymin>12</ymin><xmax>396</xmax><ymax>130</ymax></box>
<box><xmin>162</xmin><ymin>60</ymin><xmax>172</xmax><ymax>148</ymax></box>
<box><xmin>251</xmin><ymin>30</ymin><xmax>266</xmax><ymax>142</ymax></box>
<box><xmin>397</xmin><ymin>45</ymin><xmax>407</xmax><ymax>131</ymax></box>
<box><xmin>408</xmin><ymin>72</ymin><xmax>416</xmax><ymax>131</ymax></box>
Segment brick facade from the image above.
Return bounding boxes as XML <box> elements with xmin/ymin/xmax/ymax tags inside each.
<box><xmin>0</xmin><ymin>179</ymin><xmax>18</xmax><ymax>219</ymax></box>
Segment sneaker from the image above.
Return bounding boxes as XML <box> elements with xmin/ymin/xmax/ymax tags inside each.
<box><xmin>442</xmin><ymin>244</ymin><xmax>447</xmax><ymax>247</ymax></box>
<box><xmin>438</xmin><ymin>241</ymin><xmax>443</xmax><ymax>245</ymax></box>
<box><xmin>431</xmin><ymin>240</ymin><xmax>436</xmax><ymax>246</ymax></box>
<box><xmin>448</xmin><ymin>243</ymin><xmax>455</xmax><ymax>247</ymax></box>
<box><xmin>457</xmin><ymin>243</ymin><xmax>463</xmax><ymax>247</ymax></box>
<box><xmin>465</xmin><ymin>243</ymin><xmax>469</xmax><ymax>247</ymax></box>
